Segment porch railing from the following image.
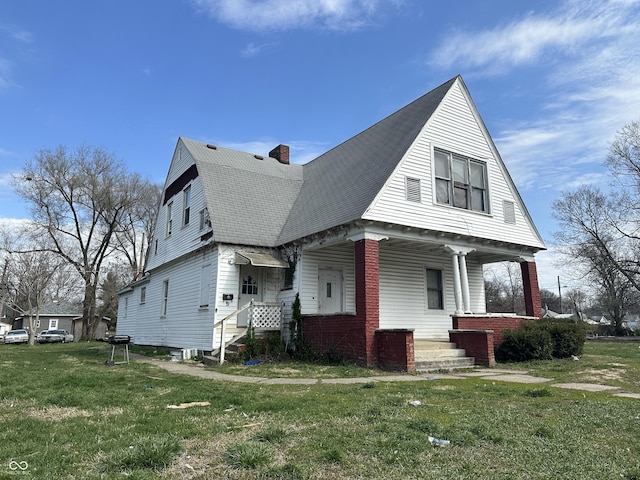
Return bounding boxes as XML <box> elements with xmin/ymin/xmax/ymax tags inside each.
<box><xmin>212</xmin><ymin>301</ymin><xmax>283</xmax><ymax>364</ymax></box>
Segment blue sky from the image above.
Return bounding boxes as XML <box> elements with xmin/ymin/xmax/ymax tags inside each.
<box><xmin>1</xmin><ymin>0</ymin><xmax>640</xmax><ymax>293</ymax></box>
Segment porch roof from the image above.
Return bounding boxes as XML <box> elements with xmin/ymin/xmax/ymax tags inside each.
<box><xmin>235</xmin><ymin>251</ymin><xmax>289</xmax><ymax>268</ymax></box>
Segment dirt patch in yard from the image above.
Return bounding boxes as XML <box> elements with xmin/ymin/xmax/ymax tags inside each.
<box><xmin>577</xmin><ymin>364</ymin><xmax>627</xmax><ymax>383</ymax></box>
<box><xmin>27</xmin><ymin>405</ymin><xmax>92</xmax><ymax>421</ymax></box>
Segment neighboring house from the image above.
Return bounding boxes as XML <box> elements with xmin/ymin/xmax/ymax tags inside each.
<box><xmin>16</xmin><ymin>302</ymin><xmax>80</xmax><ymax>336</ymax></box>
<box><xmin>0</xmin><ymin>321</ymin><xmax>11</xmax><ymax>338</ymax></box>
<box><xmin>117</xmin><ymin>76</ymin><xmax>546</xmax><ymax>369</ymax></box>
<box><xmin>15</xmin><ymin>302</ymin><xmax>110</xmax><ymax>341</ymax></box>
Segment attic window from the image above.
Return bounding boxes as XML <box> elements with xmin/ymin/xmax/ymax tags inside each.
<box><xmin>434</xmin><ymin>148</ymin><xmax>488</xmax><ymax>213</ymax></box>
<box><xmin>405</xmin><ymin>177</ymin><xmax>421</xmax><ymax>203</ymax></box>
<box><xmin>503</xmin><ymin>200</ymin><xmax>516</xmax><ymax>224</ymax></box>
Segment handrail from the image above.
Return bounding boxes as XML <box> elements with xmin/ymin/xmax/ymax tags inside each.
<box><xmin>214</xmin><ymin>301</ymin><xmax>252</xmax><ymax>365</ymax></box>
<box><xmin>214</xmin><ymin>300</ymin><xmax>283</xmax><ymax>364</ymax></box>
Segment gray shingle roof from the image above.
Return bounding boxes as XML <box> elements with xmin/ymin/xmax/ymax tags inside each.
<box><xmin>181</xmin><ymin>138</ymin><xmax>303</xmax><ymax>246</ymax></box>
<box><xmin>277</xmin><ymin>77</ymin><xmax>456</xmax><ymax>244</ymax></box>
<box><xmin>181</xmin><ymin>77</ymin><xmax>456</xmax><ymax>247</ymax></box>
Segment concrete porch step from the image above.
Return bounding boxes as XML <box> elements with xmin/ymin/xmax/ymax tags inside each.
<box><xmin>414</xmin><ymin>340</ymin><xmax>476</xmax><ymax>371</ymax></box>
<box><xmin>415</xmin><ymin>357</ymin><xmax>476</xmax><ymax>371</ymax></box>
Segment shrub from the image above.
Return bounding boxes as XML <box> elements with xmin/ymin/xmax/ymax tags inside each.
<box><xmin>495</xmin><ymin>319</ymin><xmax>585</xmax><ymax>362</ymax></box>
<box><xmin>495</xmin><ymin>324</ymin><xmax>552</xmax><ymax>362</ymax></box>
<box><xmin>544</xmin><ymin>319</ymin><xmax>584</xmax><ymax>358</ymax></box>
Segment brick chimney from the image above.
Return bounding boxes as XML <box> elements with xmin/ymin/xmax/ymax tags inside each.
<box><xmin>269</xmin><ymin>144</ymin><xmax>290</xmax><ymax>165</ymax></box>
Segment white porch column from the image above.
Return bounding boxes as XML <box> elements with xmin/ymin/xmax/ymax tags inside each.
<box><xmin>451</xmin><ymin>253</ymin><xmax>464</xmax><ymax>315</ymax></box>
<box><xmin>459</xmin><ymin>252</ymin><xmax>472</xmax><ymax>313</ymax></box>
<box><xmin>445</xmin><ymin>245</ymin><xmax>475</xmax><ymax>315</ymax></box>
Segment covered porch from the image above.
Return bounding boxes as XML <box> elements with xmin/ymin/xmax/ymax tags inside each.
<box><xmin>299</xmin><ymin>225</ymin><xmax>543</xmax><ymax>371</ymax></box>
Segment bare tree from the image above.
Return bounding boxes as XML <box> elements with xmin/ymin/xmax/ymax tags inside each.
<box><xmin>13</xmin><ymin>145</ymin><xmax>152</xmax><ymax>340</ymax></box>
<box><xmin>553</xmin><ymin>120</ymin><xmax>640</xmax><ymax>333</ymax></box>
<box><xmin>484</xmin><ymin>262</ymin><xmax>525</xmax><ymax>314</ymax></box>
<box><xmin>0</xmin><ymin>247</ymin><xmax>67</xmax><ymax>344</ymax></box>
<box><xmin>113</xmin><ymin>181</ymin><xmax>162</xmax><ymax>281</ymax></box>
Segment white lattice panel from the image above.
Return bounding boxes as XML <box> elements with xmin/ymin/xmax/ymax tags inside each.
<box><xmin>250</xmin><ymin>304</ymin><xmax>282</xmax><ymax>330</ymax></box>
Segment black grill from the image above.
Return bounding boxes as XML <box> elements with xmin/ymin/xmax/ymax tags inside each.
<box><xmin>108</xmin><ymin>335</ymin><xmax>130</xmax><ymax>345</ymax></box>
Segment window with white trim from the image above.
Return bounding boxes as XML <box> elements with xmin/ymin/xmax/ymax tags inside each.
<box><xmin>183</xmin><ymin>185</ymin><xmax>191</xmax><ymax>226</ymax></box>
<box><xmin>161</xmin><ymin>280</ymin><xmax>169</xmax><ymax>316</ymax></box>
<box><xmin>49</xmin><ymin>319</ymin><xmax>59</xmax><ymax>329</ymax></box>
<box><xmin>199</xmin><ymin>208</ymin><xmax>211</xmax><ymax>231</ymax></box>
<box><xmin>434</xmin><ymin>149</ymin><xmax>488</xmax><ymax>213</ymax></box>
<box><xmin>140</xmin><ymin>286</ymin><xmax>146</xmax><ymax>304</ymax></box>
<box><xmin>426</xmin><ymin>269</ymin><xmax>444</xmax><ymax>310</ymax></box>
<box><xmin>166</xmin><ymin>202</ymin><xmax>173</xmax><ymax>236</ymax></box>
<box><xmin>200</xmin><ymin>264</ymin><xmax>211</xmax><ymax>307</ymax></box>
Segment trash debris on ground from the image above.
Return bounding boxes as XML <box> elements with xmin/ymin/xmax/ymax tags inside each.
<box><xmin>243</xmin><ymin>359</ymin><xmax>262</xmax><ymax>366</ymax></box>
<box><xmin>408</xmin><ymin>400</ymin><xmax>421</xmax><ymax>406</ymax></box>
<box><xmin>167</xmin><ymin>401</ymin><xmax>211</xmax><ymax>409</ymax></box>
<box><xmin>428</xmin><ymin>436</ymin><xmax>450</xmax><ymax>447</ymax></box>
<box><xmin>571</xmin><ymin>355</ymin><xmax>580</xmax><ymax>361</ymax></box>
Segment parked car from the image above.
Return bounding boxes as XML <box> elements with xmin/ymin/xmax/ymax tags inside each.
<box><xmin>36</xmin><ymin>330</ymin><xmax>50</xmax><ymax>342</ymax></box>
<box><xmin>4</xmin><ymin>329</ymin><xmax>29</xmax><ymax>344</ymax></box>
<box><xmin>37</xmin><ymin>329</ymin><xmax>74</xmax><ymax>343</ymax></box>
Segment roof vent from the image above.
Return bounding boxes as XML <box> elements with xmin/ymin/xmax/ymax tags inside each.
<box><xmin>254</xmin><ymin>155</ymin><xmax>264</xmax><ymax>160</ymax></box>
<box><xmin>269</xmin><ymin>144</ymin><xmax>290</xmax><ymax>165</ymax></box>
<box><xmin>206</xmin><ymin>144</ymin><xmax>217</xmax><ymax>150</ymax></box>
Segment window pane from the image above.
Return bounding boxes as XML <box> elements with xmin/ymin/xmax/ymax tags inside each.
<box><xmin>428</xmin><ymin>290</ymin><xmax>443</xmax><ymax>309</ymax></box>
<box><xmin>452</xmin><ymin>158</ymin><xmax>468</xmax><ymax>183</ymax></box>
<box><xmin>453</xmin><ymin>185</ymin><xmax>468</xmax><ymax>208</ymax></box>
<box><xmin>426</xmin><ymin>269</ymin><xmax>441</xmax><ymax>287</ymax></box>
<box><xmin>436</xmin><ymin>178</ymin><xmax>450</xmax><ymax>204</ymax></box>
<box><xmin>471</xmin><ymin>187</ymin><xmax>485</xmax><ymax>212</ymax></box>
<box><xmin>435</xmin><ymin>151</ymin><xmax>450</xmax><ymax>178</ymax></box>
<box><xmin>426</xmin><ymin>269</ymin><xmax>443</xmax><ymax>310</ymax></box>
<box><xmin>470</xmin><ymin>162</ymin><xmax>484</xmax><ymax>187</ymax></box>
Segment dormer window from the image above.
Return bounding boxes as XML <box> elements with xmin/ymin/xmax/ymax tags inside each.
<box><xmin>434</xmin><ymin>149</ymin><xmax>488</xmax><ymax>213</ymax></box>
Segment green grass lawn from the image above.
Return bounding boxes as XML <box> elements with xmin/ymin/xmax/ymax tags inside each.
<box><xmin>1</xmin><ymin>341</ymin><xmax>639</xmax><ymax>479</ymax></box>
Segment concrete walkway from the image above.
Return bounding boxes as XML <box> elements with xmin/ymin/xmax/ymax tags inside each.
<box><xmin>132</xmin><ymin>356</ymin><xmax>640</xmax><ymax>399</ymax></box>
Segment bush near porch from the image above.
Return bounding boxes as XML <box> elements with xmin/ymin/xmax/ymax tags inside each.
<box><xmin>495</xmin><ymin>319</ymin><xmax>585</xmax><ymax>362</ymax></box>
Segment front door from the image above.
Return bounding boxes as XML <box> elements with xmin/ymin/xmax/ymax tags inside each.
<box><xmin>318</xmin><ymin>269</ymin><xmax>342</xmax><ymax>314</ymax></box>
<box><xmin>238</xmin><ymin>265</ymin><xmax>263</xmax><ymax>327</ymax></box>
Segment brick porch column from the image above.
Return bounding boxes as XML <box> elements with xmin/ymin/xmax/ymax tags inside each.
<box><xmin>521</xmin><ymin>260</ymin><xmax>542</xmax><ymax>318</ymax></box>
<box><xmin>355</xmin><ymin>238</ymin><xmax>380</xmax><ymax>367</ymax></box>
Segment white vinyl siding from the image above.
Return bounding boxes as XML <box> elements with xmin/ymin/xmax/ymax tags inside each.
<box><xmin>299</xmin><ymin>246</ymin><xmax>355</xmax><ymax>315</ymax></box>
<box><xmin>362</xmin><ymin>79</ymin><xmax>544</xmax><ymax>250</ymax></box>
<box><xmin>116</xmin><ymin>247</ymin><xmax>219</xmax><ymax>351</ymax></box>
<box><xmin>378</xmin><ymin>245</ymin><xmax>485</xmax><ymax>339</ymax></box>
<box><xmin>200</xmin><ymin>264</ymin><xmax>211</xmax><ymax>307</ymax></box>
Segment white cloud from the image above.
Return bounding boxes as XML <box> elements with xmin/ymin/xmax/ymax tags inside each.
<box><xmin>191</xmin><ymin>0</ymin><xmax>397</xmax><ymax>31</ymax></box>
<box><xmin>430</xmin><ymin>0</ymin><xmax>640</xmax><ymax>195</ymax></box>
<box><xmin>430</xmin><ymin>0</ymin><xmax>638</xmax><ymax>71</ymax></box>
<box><xmin>240</xmin><ymin>41</ymin><xmax>277</xmax><ymax>57</ymax></box>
